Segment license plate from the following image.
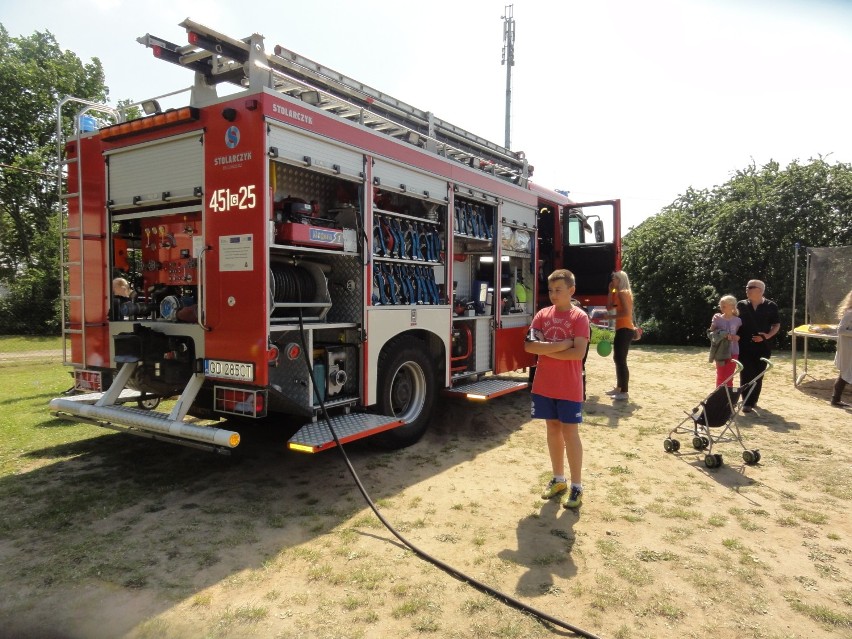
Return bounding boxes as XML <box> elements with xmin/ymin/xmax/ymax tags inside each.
<box><xmin>204</xmin><ymin>359</ymin><xmax>254</xmax><ymax>382</ymax></box>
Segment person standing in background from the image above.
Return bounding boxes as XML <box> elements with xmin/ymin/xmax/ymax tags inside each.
<box><xmin>605</xmin><ymin>271</ymin><xmax>634</xmax><ymax>401</ymax></box>
<box><xmin>709</xmin><ymin>295</ymin><xmax>742</xmax><ymax>387</ymax></box>
<box><xmin>831</xmin><ymin>289</ymin><xmax>852</xmax><ymax>408</ymax></box>
<box><xmin>737</xmin><ymin>280</ymin><xmax>780</xmax><ymax>413</ymax></box>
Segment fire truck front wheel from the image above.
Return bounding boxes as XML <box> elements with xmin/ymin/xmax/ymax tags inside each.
<box><xmin>373</xmin><ymin>341</ymin><xmax>436</xmax><ymax>449</ymax></box>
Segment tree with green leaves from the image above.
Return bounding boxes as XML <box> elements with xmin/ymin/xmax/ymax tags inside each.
<box><xmin>0</xmin><ymin>25</ymin><xmax>108</xmax><ymax>334</ymax></box>
<box><xmin>624</xmin><ymin>158</ymin><xmax>852</xmax><ymax>346</ymax></box>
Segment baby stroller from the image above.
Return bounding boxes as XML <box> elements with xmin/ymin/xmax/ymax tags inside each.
<box><xmin>664</xmin><ymin>359</ymin><xmax>773</xmax><ymax>468</ymax></box>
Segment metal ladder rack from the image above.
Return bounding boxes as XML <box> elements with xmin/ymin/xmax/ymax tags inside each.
<box><xmin>137</xmin><ymin>19</ymin><xmax>530</xmax><ymax>184</ymax></box>
<box><xmin>55</xmin><ymin>97</ymin><xmax>119</xmax><ymax>366</ymax></box>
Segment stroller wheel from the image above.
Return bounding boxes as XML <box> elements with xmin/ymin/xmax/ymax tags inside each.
<box><xmin>702</xmin><ymin>436</ymin><xmax>710</xmax><ymax>448</ymax></box>
<box><xmin>705</xmin><ymin>453</ymin><xmax>723</xmax><ymax>468</ymax></box>
<box><xmin>742</xmin><ymin>449</ymin><xmax>761</xmax><ymax>465</ymax></box>
<box><xmin>692</xmin><ymin>436</ymin><xmax>704</xmax><ymax>450</ymax></box>
<box><xmin>665</xmin><ymin>438</ymin><xmax>681</xmax><ymax>453</ymax></box>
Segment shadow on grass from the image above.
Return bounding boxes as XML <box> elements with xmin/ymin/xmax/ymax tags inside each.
<box><xmin>796</xmin><ymin>377</ymin><xmax>841</xmax><ymax>405</ymax></box>
<box><xmin>498</xmin><ymin>504</ymin><xmax>579</xmax><ymax>597</ymax></box>
<box><xmin>662</xmin><ymin>445</ymin><xmax>760</xmax><ymax>489</ymax></box>
<box><xmin>583</xmin><ymin>395</ymin><xmax>638</xmax><ymax>428</ymax></box>
<box><xmin>740</xmin><ymin>406</ymin><xmax>803</xmax><ymax>433</ymax></box>
<box><xmin>0</xmin><ymin>389</ymin><xmax>535</xmax><ymax>638</ymax></box>
<box><xmin>35</xmin><ymin>416</ymin><xmax>110</xmax><ymax>432</ymax></box>
<box><xmin>0</xmin><ymin>389</ymin><xmax>75</xmax><ymax>407</ymax></box>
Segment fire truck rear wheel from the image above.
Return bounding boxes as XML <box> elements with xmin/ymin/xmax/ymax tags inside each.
<box><xmin>372</xmin><ymin>341</ymin><xmax>436</xmax><ymax>449</ymax></box>
<box><xmin>137</xmin><ymin>396</ymin><xmax>160</xmax><ymax>410</ymax></box>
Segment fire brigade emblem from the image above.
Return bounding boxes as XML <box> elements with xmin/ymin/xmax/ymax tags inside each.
<box><xmin>225</xmin><ymin>126</ymin><xmax>240</xmax><ymax>149</ymax></box>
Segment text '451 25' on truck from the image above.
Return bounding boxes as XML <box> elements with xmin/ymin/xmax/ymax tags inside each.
<box><xmin>50</xmin><ymin>19</ymin><xmax>621</xmax><ymax>454</ymax></box>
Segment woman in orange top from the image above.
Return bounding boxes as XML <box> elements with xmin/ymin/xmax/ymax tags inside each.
<box><xmin>605</xmin><ymin>271</ymin><xmax>634</xmax><ymax>401</ymax></box>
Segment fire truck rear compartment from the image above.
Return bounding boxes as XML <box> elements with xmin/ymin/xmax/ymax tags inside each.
<box><xmin>114</xmin><ymin>324</ymin><xmax>196</xmax><ymax>396</ymax></box>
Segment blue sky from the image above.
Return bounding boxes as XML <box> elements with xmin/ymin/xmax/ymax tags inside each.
<box><xmin>3</xmin><ymin>0</ymin><xmax>852</xmax><ymax>233</ymax></box>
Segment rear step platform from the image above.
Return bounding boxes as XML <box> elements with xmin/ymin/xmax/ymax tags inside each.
<box><xmin>50</xmin><ymin>366</ymin><xmax>240</xmax><ymax>453</ymax></box>
<box><xmin>59</xmin><ymin>388</ymin><xmax>144</xmax><ymax>404</ymax></box>
<box><xmin>49</xmin><ymin>399</ymin><xmax>241</xmax><ymax>452</ymax></box>
<box><xmin>443</xmin><ymin>378</ymin><xmax>528</xmax><ymax>399</ymax></box>
<box><xmin>288</xmin><ymin>413</ymin><xmax>404</xmax><ymax>453</ymax></box>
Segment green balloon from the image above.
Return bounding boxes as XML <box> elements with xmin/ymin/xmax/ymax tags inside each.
<box><xmin>597</xmin><ymin>339</ymin><xmax>612</xmax><ymax>357</ymax></box>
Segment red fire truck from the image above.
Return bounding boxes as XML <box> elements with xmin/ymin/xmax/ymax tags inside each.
<box><xmin>50</xmin><ymin>20</ymin><xmax>621</xmax><ymax>454</ymax></box>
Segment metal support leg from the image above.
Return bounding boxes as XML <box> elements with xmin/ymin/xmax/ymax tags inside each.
<box><xmin>169</xmin><ymin>373</ymin><xmax>206</xmax><ymax>422</ymax></box>
<box><xmin>95</xmin><ymin>362</ymin><xmax>139</xmax><ymax>407</ymax></box>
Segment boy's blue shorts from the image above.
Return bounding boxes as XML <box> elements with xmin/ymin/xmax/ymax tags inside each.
<box><xmin>531</xmin><ymin>393</ymin><xmax>583</xmax><ymax>424</ymax></box>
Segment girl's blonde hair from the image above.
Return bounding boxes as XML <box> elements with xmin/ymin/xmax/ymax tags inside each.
<box><xmin>838</xmin><ymin>289</ymin><xmax>852</xmax><ymax>320</ymax></box>
<box><xmin>719</xmin><ymin>295</ymin><xmax>739</xmax><ymax>315</ymax></box>
<box><xmin>612</xmin><ymin>271</ymin><xmax>631</xmax><ymax>292</ymax></box>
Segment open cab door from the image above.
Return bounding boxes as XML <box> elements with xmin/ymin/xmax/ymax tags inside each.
<box><xmin>558</xmin><ymin>199</ymin><xmax>622</xmax><ymax>308</ymax></box>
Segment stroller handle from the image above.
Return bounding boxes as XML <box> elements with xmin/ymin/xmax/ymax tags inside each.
<box><xmin>734</xmin><ymin>360</ymin><xmax>744</xmax><ymax>373</ymax></box>
<box><xmin>759</xmin><ymin>357</ymin><xmax>774</xmax><ymax>370</ymax></box>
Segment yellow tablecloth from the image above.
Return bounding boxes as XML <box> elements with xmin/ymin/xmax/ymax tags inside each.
<box><xmin>791</xmin><ymin>324</ymin><xmax>838</xmax><ymax>339</ymax></box>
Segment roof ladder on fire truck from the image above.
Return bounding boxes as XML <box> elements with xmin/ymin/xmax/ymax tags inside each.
<box><xmin>55</xmin><ymin>98</ymin><xmax>119</xmax><ymax>367</ymax></box>
<box><xmin>137</xmin><ymin>19</ymin><xmax>531</xmax><ymax>185</ymax></box>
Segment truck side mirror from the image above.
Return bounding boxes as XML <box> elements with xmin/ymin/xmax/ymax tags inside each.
<box><xmin>593</xmin><ymin>220</ymin><xmax>605</xmax><ymax>243</ymax></box>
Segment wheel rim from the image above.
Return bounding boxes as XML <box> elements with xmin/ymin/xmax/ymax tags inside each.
<box><xmin>388</xmin><ymin>361</ymin><xmax>427</xmax><ymax>422</ymax></box>
<box><xmin>139</xmin><ymin>397</ymin><xmax>159</xmax><ymax>410</ymax></box>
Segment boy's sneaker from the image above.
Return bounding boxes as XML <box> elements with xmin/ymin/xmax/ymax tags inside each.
<box><xmin>541</xmin><ymin>478</ymin><xmax>568</xmax><ymax>500</ymax></box>
<box><xmin>563</xmin><ymin>486</ymin><xmax>583</xmax><ymax>509</ymax></box>
<box><xmin>612</xmin><ymin>392</ymin><xmax>629</xmax><ymax>401</ymax></box>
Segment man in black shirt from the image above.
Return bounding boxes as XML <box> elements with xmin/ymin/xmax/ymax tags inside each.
<box><xmin>736</xmin><ymin>279</ymin><xmax>781</xmax><ymax>413</ymax></box>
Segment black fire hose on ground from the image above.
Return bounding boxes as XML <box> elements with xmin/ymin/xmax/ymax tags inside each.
<box><xmin>295</xmin><ymin>308</ymin><xmax>602</xmax><ymax>639</ymax></box>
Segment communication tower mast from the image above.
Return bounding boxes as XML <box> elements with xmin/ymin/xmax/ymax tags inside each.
<box><xmin>501</xmin><ymin>5</ymin><xmax>515</xmax><ymax>150</ymax></box>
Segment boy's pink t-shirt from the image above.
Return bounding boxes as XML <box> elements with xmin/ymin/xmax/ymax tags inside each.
<box><xmin>530</xmin><ymin>304</ymin><xmax>590</xmax><ymax>402</ymax></box>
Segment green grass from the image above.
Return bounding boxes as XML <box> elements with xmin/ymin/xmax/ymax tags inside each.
<box><xmin>635</xmin><ymin>549</ymin><xmax>677</xmax><ymax>562</ymax></box>
<box><xmin>219</xmin><ymin>602</ymin><xmax>269</xmax><ymax>625</ymax></box>
<box><xmin>0</xmin><ymin>356</ymin><xmax>261</xmax><ymax>595</ymax></box>
<box><xmin>391</xmin><ymin>596</ymin><xmax>437</xmax><ymax>618</ymax></box>
<box><xmin>0</xmin><ymin>334</ymin><xmax>62</xmax><ymax>353</ymax></box>
<box><xmin>0</xmin><ymin>359</ymin><xmax>89</xmax><ymax>474</ymax></box>
<box><xmin>787</xmin><ymin>598</ymin><xmax>852</xmax><ymax>628</ymax></box>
